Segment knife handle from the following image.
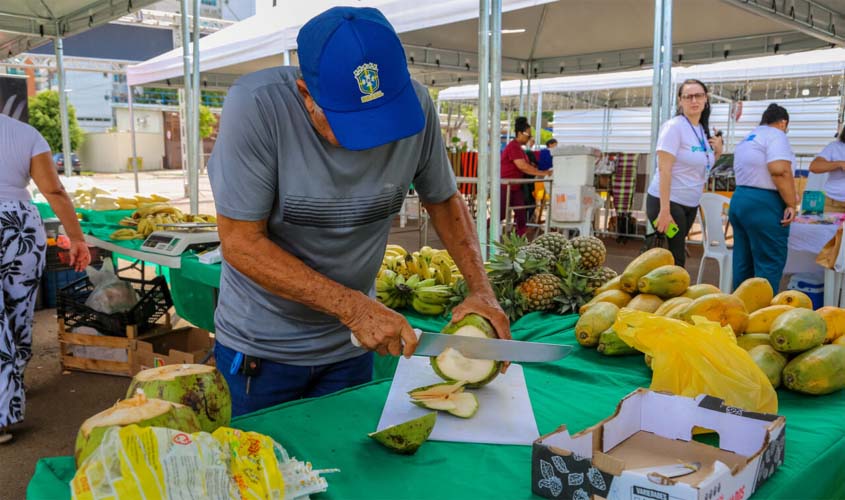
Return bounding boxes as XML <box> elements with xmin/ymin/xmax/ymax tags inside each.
<box><xmin>350</xmin><ymin>329</ymin><xmax>423</xmax><ymax>349</ymax></box>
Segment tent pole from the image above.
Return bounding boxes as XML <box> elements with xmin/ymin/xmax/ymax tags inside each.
<box><xmin>489</xmin><ymin>0</ymin><xmax>502</xmax><ymax>246</ymax></box>
<box><xmin>55</xmin><ymin>31</ymin><xmax>73</xmax><ymax>180</ymax></box>
<box><xmin>283</xmin><ymin>50</ymin><xmax>291</xmax><ymax>66</ymax></box>
<box><xmin>534</xmin><ymin>90</ymin><xmax>543</xmax><ymax>145</ymax></box>
<box><xmin>518</xmin><ymin>79</ymin><xmax>524</xmax><ymax>116</ymax></box>
<box><xmin>646</xmin><ymin>0</ymin><xmax>672</xmax><ymax>215</ymax></box>
<box><xmin>128</xmin><ymin>86</ymin><xmax>140</xmax><ymax>193</ymax></box>
<box><xmin>180</xmin><ymin>0</ymin><xmax>193</xmax><ymax>200</ymax></box>
<box><xmin>190</xmin><ymin>0</ymin><xmax>201</xmax><ymax>214</ymax></box>
<box><xmin>658</xmin><ymin>0</ymin><xmax>673</xmax><ymax>128</ymax></box>
<box><xmin>525</xmin><ymin>63</ymin><xmax>532</xmax><ymax>120</ymax></box>
<box><xmin>476</xmin><ymin>0</ymin><xmax>491</xmax><ymax>256</ymax></box>
<box><xmin>838</xmin><ymin>68</ymin><xmax>845</xmax><ymax>133</ymax></box>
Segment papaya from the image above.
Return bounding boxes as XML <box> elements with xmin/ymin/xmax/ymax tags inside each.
<box><xmin>682</xmin><ymin>284</ymin><xmax>722</xmax><ymax>299</ymax></box>
<box><xmin>835</xmin><ymin>336</ymin><xmax>845</xmax><ymax>346</ymax></box>
<box><xmin>597</xmin><ymin>328</ymin><xmax>638</xmax><ymax>356</ymax></box>
<box><xmin>595</xmin><ymin>275</ymin><xmax>623</xmax><ymax>296</ymax></box>
<box><xmin>746</xmin><ymin>305</ymin><xmax>794</xmax><ymax>333</ymax></box>
<box><xmin>644</xmin><ymin>354</ymin><xmax>653</xmax><ymax>369</ymax></box>
<box><xmin>654</xmin><ymin>297</ymin><xmax>693</xmax><ymax>316</ymax></box>
<box><xmin>666</xmin><ymin>302</ymin><xmax>690</xmax><ymax>320</ymax></box>
<box><xmin>771</xmin><ymin>290</ymin><xmax>813</xmax><ymax>309</ymax></box>
<box><xmin>782</xmin><ymin>345</ymin><xmax>845</xmax><ymax>395</ymax></box>
<box><xmin>748</xmin><ymin>345</ymin><xmax>788</xmax><ymax>388</ymax></box>
<box><xmin>679</xmin><ymin>293</ymin><xmax>749</xmax><ymax>335</ymax></box>
<box><xmin>769</xmin><ymin>308</ymin><xmax>826</xmax><ymax>353</ymax></box>
<box><xmin>637</xmin><ymin>265</ymin><xmax>690</xmax><ymax>299</ymax></box>
<box><xmin>732</xmin><ymin>277</ymin><xmax>774</xmax><ymax>313</ymax></box>
<box><xmin>816</xmin><ymin>306</ymin><xmax>845</xmax><ymax>343</ymax></box>
<box><xmin>619</xmin><ymin>248</ymin><xmax>674</xmax><ymax>293</ymax></box>
<box><xmin>579</xmin><ymin>290</ymin><xmax>632</xmax><ymax>315</ymax></box>
<box><xmin>625</xmin><ymin>294</ymin><xmax>664</xmax><ymax>313</ymax></box>
<box><xmin>736</xmin><ymin>333</ymin><xmax>771</xmax><ymax>351</ymax></box>
<box><xmin>575</xmin><ymin>302</ymin><xmax>619</xmax><ymax>347</ymax></box>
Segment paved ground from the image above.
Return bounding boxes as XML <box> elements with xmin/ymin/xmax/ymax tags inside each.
<box><xmin>2</xmin><ymin>172</ymin><xmax>724</xmax><ymax>497</ymax></box>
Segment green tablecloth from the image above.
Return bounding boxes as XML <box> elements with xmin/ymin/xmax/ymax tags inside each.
<box><xmin>165</xmin><ymin>255</ymin><xmax>220</xmax><ymax>332</ymax></box>
<box><xmin>25</xmin><ymin>312</ymin><xmax>845</xmax><ymax>499</ymax></box>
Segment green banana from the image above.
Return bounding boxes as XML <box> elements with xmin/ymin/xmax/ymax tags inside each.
<box><xmin>411</xmin><ymin>296</ymin><xmax>446</xmax><ymax>316</ymax></box>
<box><xmin>413</xmin><ymin>285</ymin><xmax>454</xmax><ymax>305</ymax></box>
<box><xmin>405</xmin><ymin>274</ymin><xmax>421</xmax><ymax>289</ymax></box>
<box><xmin>417</xmin><ymin>278</ymin><xmax>437</xmax><ymax>288</ymax></box>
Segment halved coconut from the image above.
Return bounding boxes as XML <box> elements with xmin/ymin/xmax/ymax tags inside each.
<box><xmin>430</xmin><ymin>314</ymin><xmax>501</xmax><ymax>388</ymax></box>
<box><xmin>75</xmin><ymin>393</ymin><xmax>201</xmax><ymax>466</ymax></box>
<box><xmin>409</xmin><ymin>381</ymin><xmax>480</xmax><ymax>419</ymax></box>
<box><xmin>127</xmin><ymin>364</ymin><xmax>231</xmax><ymax>433</ymax></box>
<box><xmin>368</xmin><ymin>413</ymin><xmax>437</xmax><ymax>455</ymax></box>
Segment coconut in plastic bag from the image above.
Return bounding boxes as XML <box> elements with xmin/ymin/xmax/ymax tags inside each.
<box><xmin>84</xmin><ymin>260</ymin><xmax>139</xmax><ymax>314</ymax></box>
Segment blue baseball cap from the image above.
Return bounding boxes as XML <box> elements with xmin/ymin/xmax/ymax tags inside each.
<box><xmin>297</xmin><ymin>7</ymin><xmax>425</xmax><ymax>151</ymax></box>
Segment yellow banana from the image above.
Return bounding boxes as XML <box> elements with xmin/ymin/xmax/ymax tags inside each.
<box><xmin>386</xmin><ymin>244</ymin><xmax>407</xmax><ymax>256</ymax></box>
<box><xmin>437</xmin><ymin>260</ymin><xmax>452</xmax><ymax>285</ymax></box>
<box><xmin>405</xmin><ymin>255</ymin><xmax>419</xmax><ymax>277</ymax></box>
<box><xmin>109</xmin><ymin>228</ymin><xmax>139</xmax><ymax>241</ymax></box>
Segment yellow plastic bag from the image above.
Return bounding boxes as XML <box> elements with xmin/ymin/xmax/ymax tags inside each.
<box><xmin>614</xmin><ymin>309</ymin><xmax>778</xmax><ymax>414</ymax></box>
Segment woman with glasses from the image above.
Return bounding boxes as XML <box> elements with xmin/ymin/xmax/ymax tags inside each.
<box><xmin>500</xmin><ymin>116</ymin><xmax>551</xmax><ymax>236</ymax></box>
<box><xmin>646</xmin><ymin>79</ymin><xmax>724</xmax><ymax>267</ymax></box>
<box><xmin>728</xmin><ymin>104</ymin><xmax>796</xmax><ymax>292</ymax></box>
<box><xmin>809</xmin><ymin>127</ymin><xmax>845</xmax><ymax>214</ymax></box>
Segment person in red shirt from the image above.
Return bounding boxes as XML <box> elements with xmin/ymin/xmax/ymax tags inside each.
<box><xmin>500</xmin><ymin>116</ymin><xmax>551</xmax><ymax>236</ymax></box>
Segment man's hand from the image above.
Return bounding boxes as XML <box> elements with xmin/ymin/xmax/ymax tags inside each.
<box><xmin>344</xmin><ymin>295</ymin><xmax>419</xmax><ymax>357</ymax></box>
<box><xmin>451</xmin><ymin>291</ymin><xmax>511</xmax><ymax>373</ymax></box>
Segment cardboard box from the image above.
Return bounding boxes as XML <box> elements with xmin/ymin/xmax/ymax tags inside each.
<box><xmin>551</xmin><ymin>185</ymin><xmax>598</xmax><ymax>222</ymax></box>
<box><xmin>532</xmin><ymin>389</ymin><xmax>785</xmax><ymax>500</ymax></box>
<box><xmin>134</xmin><ymin>327</ymin><xmax>215</xmax><ymax>372</ymax></box>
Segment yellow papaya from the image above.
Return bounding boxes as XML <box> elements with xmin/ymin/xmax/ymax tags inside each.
<box><xmin>816</xmin><ymin>306</ymin><xmax>845</xmax><ymax>343</ymax></box>
<box><xmin>782</xmin><ymin>345</ymin><xmax>845</xmax><ymax>395</ymax></box>
<box><xmin>654</xmin><ymin>297</ymin><xmax>693</xmax><ymax>316</ymax></box>
<box><xmin>579</xmin><ymin>290</ymin><xmax>632</xmax><ymax>315</ymax></box>
<box><xmin>737</xmin><ymin>333</ymin><xmax>771</xmax><ymax>351</ymax></box>
<box><xmin>575</xmin><ymin>302</ymin><xmax>619</xmax><ymax>347</ymax></box>
<box><xmin>771</xmin><ymin>290</ymin><xmax>813</xmax><ymax>309</ymax></box>
<box><xmin>770</xmin><ymin>308</ymin><xmax>826</xmax><ymax>353</ymax></box>
<box><xmin>625</xmin><ymin>294</ymin><xmax>664</xmax><ymax>313</ymax></box>
<box><xmin>666</xmin><ymin>302</ymin><xmax>690</xmax><ymax>319</ymax></box>
<box><xmin>619</xmin><ymin>248</ymin><xmax>674</xmax><ymax>293</ymax></box>
<box><xmin>681</xmin><ymin>284</ymin><xmax>722</xmax><ymax>299</ymax></box>
<box><xmin>644</xmin><ymin>354</ymin><xmax>653</xmax><ymax>370</ymax></box>
<box><xmin>732</xmin><ymin>277</ymin><xmax>774</xmax><ymax>313</ymax></box>
<box><xmin>594</xmin><ymin>275</ymin><xmax>623</xmax><ymax>295</ymax></box>
<box><xmin>748</xmin><ymin>345</ymin><xmax>787</xmax><ymax>388</ymax></box>
<box><xmin>746</xmin><ymin>305</ymin><xmax>794</xmax><ymax>333</ymax></box>
<box><xmin>637</xmin><ymin>265</ymin><xmax>690</xmax><ymax>299</ymax></box>
<box><xmin>679</xmin><ymin>293</ymin><xmax>749</xmax><ymax>335</ymax></box>
<box><xmin>835</xmin><ymin>336</ymin><xmax>845</xmax><ymax>346</ymax></box>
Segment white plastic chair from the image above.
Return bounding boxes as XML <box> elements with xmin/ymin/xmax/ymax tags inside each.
<box><xmin>697</xmin><ymin>193</ymin><xmax>733</xmax><ymax>292</ymax></box>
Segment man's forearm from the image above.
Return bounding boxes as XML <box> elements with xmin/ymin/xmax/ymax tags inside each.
<box><xmin>222</xmin><ymin>230</ymin><xmax>366</xmax><ymax>323</ymax></box>
<box><xmin>424</xmin><ymin>193</ymin><xmax>493</xmax><ymax>295</ymax></box>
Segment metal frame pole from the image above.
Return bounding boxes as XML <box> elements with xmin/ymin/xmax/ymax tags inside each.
<box><xmin>518</xmin><ymin>79</ymin><xmax>524</xmax><ymax>116</ymax></box>
<box><xmin>191</xmin><ymin>0</ymin><xmax>201</xmax><ymax>214</ymax></box>
<box><xmin>658</xmin><ymin>0</ymin><xmax>673</xmax><ymax>128</ymax></box>
<box><xmin>55</xmin><ymin>32</ymin><xmax>73</xmax><ymax>180</ymax></box>
<box><xmin>525</xmin><ymin>65</ymin><xmax>532</xmax><ymax>120</ymax></box>
<box><xmin>283</xmin><ymin>50</ymin><xmax>291</xmax><ymax>66</ymax></box>
<box><xmin>838</xmin><ymin>69</ymin><xmax>845</xmax><ymax>133</ymax></box>
<box><xmin>534</xmin><ymin>90</ymin><xmax>543</xmax><ymax>146</ymax></box>
<box><xmin>128</xmin><ymin>87</ymin><xmax>140</xmax><ymax>193</ymax></box>
<box><xmin>476</xmin><ymin>0</ymin><xmax>491</xmax><ymax>255</ymax></box>
<box><xmin>180</xmin><ymin>0</ymin><xmax>193</xmax><ymax>199</ymax></box>
<box><xmin>649</xmin><ymin>0</ymin><xmax>666</xmax><ymax>158</ymax></box>
<box><xmin>489</xmin><ymin>0</ymin><xmax>502</xmax><ymax>245</ymax></box>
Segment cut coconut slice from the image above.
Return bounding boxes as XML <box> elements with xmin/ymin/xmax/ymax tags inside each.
<box><xmin>406</xmin><ymin>381</ymin><xmax>466</xmax><ymax>399</ymax></box>
<box><xmin>413</xmin><ymin>399</ymin><xmax>457</xmax><ymax>411</ymax></box>
<box><xmin>368</xmin><ymin>413</ymin><xmax>436</xmax><ymax>455</ymax></box>
<box><xmin>75</xmin><ymin>393</ymin><xmax>201</xmax><ymax>466</ymax></box>
<box><xmin>431</xmin><ymin>314</ymin><xmax>501</xmax><ymax>388</ymax></box>
<box><xmin>127</xmin><ymin>364</ymin><xmax>231</xmax><ymax>433</ymax></box>
<box><xmin>446</xmin><ymin>392</ymin><xmax>479</xmax><ymax>419</ymax></box>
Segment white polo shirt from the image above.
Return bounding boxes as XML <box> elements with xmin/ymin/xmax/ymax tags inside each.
<box><xmin>733</xmin><ymin>125</ymin><xmax>794</xmax><ymax>191</ymax></box>
<box><xmin>647</xmin><ymin>115</ymin><xmax>715</xmax><ymax>207</ymax></box>
<box><xmin>0</xmin><ymin>114</ymin><xmax>51</xmax><ymax>201</ymax></box>
<box><xmin>818</xmin><ymin>141</ymin><xmax>845</xmax><ymax>201</ymax></box>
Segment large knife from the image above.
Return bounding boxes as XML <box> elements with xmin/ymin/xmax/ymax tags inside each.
<box><xmin>351</xmin><ymin>329</ymin><xmax>572</xmax><ymax>363</ymax></box>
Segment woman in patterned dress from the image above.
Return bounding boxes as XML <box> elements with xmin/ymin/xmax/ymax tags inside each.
<box><xmin>0</xmin><ymin>114</ymin><xmax>90</xmax><ymax>443</ymax></box>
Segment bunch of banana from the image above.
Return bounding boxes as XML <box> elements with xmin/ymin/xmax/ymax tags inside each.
<box><xmin>109</xmin><ymin>228</ymin><xmax>144</xmax><ymax>241</ymax></box>
<box><xmin>119</xmin><ymin>217</ymin><xmax>138</xmax><ymax>227</ymax></box>
<box><xmin>134</xmin><ymin>194</ymin><xmax>170</xmax><ymax>204</ymax></box>
<box><xmin>410</xmin><ymin>284</ymin><xmax>454</xmax><ymax>316</ymax></box>
<box><xmin>186</xmin><ymin>214</ymin><xmax>218</xmax><ymax>223</ymax></box>
<box><xmin>117</xmin><ymin>197</ymin><xmax>139</xmax><ymax>210</ymax></box>
<box><xmin>135</xmin><ymin>213</ymin><xmax>187</xmax><ymax>237</ymax></box>
<box><xmin>132</xmin><ymin>203</ymin><xmax>185</xmax><ymax>220</ymax></box>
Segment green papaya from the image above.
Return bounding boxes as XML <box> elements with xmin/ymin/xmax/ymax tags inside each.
<box><xmin>575</xmin><ymin>302</ymin><xmax>619</xmax><ymax>348</ymax></box>
<box><xmin>637</xmin><ymin>265</ymin><xmax>690</xmax><ymax>299</ymax></box>
<box><xmin>770</xmin><ymin>308</ymin><xmax>827</xmax><ymax>353</ymax></box>
<box><xmin>597</xmin><ymin>328</ymin><xmax>638</xmax><ymax>356</ymax></box>
<box><xmin>748</xmin><ymin>345</ymin><xmax>787</xmax><ymax>388</ymax></box>
<box><xmin>736</xmin><ymin>333</ymin><xmax>772</xmax><ymax>351</ymax></box>
<box><xmin>782</xmin><ymin>345</ymin><xmax>845</xmax><ymax>395</ymax></box>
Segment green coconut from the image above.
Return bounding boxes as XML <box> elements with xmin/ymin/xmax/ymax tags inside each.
<box><xmin>127</xmin><ymin>364</ymin><xmax>231</xmax><ymax>433</ymax></box>
<box><xmin>408</xmin><ymin>381</ymin><xmax>479</xmax><ymax>419</ymax></box>
<box><xmin>75</xmin><ymin>393</ymin><xmax>201</xmax><ymax>466</ymax></box>
<box><xmin>368</xmin><ymin>413</ymin><xmax>437</xmax><ymax>455</ymax></box>
<box><xmin>431</xmin><ymin>314</ymin><xmax>501</xmax><ymax>388</ymax></box>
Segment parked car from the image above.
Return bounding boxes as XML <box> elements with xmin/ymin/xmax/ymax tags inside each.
<box><xmin>53</xmin><ymin>152</ymin><xmax>82</xmax><ymax>174</ymax></box>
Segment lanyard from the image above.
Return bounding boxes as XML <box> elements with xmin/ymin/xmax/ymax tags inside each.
<box><xmin>683</xmin><ymin>116</ymin><xmax>711</xmax><ymax>172</ymax></box>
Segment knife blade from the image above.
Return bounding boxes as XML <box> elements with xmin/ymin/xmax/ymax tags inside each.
<box><xmin>350</xmin><ymin>330</ymin><xmax>572</xmax><ymax>363</ymax></box>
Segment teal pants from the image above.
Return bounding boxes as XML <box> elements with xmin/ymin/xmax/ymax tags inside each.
<box><xmin>728</xmin><ymin>186</ymin><xmax>789</xmax><ymax>292</ymax></box>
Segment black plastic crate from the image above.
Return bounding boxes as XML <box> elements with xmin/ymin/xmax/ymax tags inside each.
<box><xmin>57</xmin><ymin>275</ymin><xmax>173</xmax><ymax>337</ymax></box>
<box><xmin>46</xmin><ymin>245</ymin><xmax>111</xmax><ymax>273</ymax></box>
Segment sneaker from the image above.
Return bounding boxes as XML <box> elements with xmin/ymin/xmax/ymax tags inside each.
<box><xmin>0</xmin><ymin>430</ymin><xmax>11</xmax><ymax>444</ymax></box>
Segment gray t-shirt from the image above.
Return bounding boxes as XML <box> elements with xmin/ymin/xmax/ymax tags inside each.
<box><xmin>208</xmin><ymin>66</ymin><xmax>456</xmax><ymax>366</ymax></box>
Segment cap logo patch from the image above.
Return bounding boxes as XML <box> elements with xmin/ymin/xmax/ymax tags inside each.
<box><xmin>354</xmin><ymin>62</ymin><xmax>384</xmax><ymax>103</ymax></box>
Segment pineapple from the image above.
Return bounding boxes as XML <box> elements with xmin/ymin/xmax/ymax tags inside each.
<box><xmin>488</xmin><ymin>233</ymin><xmax>550</xmax><ymax>285</ymax></box>
<box><xmin>523</xmin><ymin>244</ymin><xmax>556</xmax><ymax>266</ymax></box>
<box><xmin>516</xmin><ymin>273</ymin><xmax>562</xmax><ymax>312</ymax></box>
<box><xmin>571</xmin><ymin>236</ymin><xmax>606</xmax><ymax>269</ymax></box>
<box><xmin>587</xmin><ymin>267</ymin><xmax>618</xmax><ymax>291</ymax></box>
<box><xmin>533</xmin><ymin>232</ymin><xmax>572</xmax><ymax>257</ymax></box>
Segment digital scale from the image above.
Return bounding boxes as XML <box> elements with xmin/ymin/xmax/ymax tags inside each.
<box><xmin>140</xmin><ymin>223</ymin><xmax>220</xmax><ymax>257</ymax></box>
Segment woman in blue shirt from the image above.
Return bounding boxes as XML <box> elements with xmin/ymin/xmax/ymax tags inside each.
<box><xmin>728</xmin><ymin>104</ymin><xmax>797</xmax><ymax>292</ymax></box>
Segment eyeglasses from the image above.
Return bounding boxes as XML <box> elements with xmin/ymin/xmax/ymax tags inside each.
<box><xmin>681</xmin><ymin>93</ymin><xmax>707</xmax><ymax>102</ymax></box>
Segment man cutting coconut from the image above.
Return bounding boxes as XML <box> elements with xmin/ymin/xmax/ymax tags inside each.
<box><xmin>208</xmin><ymin>6</ymin><xmax>508</xmax><ymax>416</ymax></box>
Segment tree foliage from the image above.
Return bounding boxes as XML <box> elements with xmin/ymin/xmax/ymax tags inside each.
<box><xmin>28</xmin><ymin>90</ymin><xmax>84</xmax><ymax>153</ymax></box>
<box><xmin>199</xmin><ymin>105</ymin><xmax>217</xmax><ymax>139</ymax></box>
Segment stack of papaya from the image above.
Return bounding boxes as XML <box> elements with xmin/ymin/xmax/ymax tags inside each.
<box><xmin>574</xmin><ymin>248</ymin><xmax>845</xmax><ymax>396</ymax></box>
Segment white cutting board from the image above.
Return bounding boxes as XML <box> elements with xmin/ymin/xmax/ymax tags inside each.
<box><xmin>376</xmin><ymin>356</ymin><xmax>539</xmax><ymax>445</ymax></box>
